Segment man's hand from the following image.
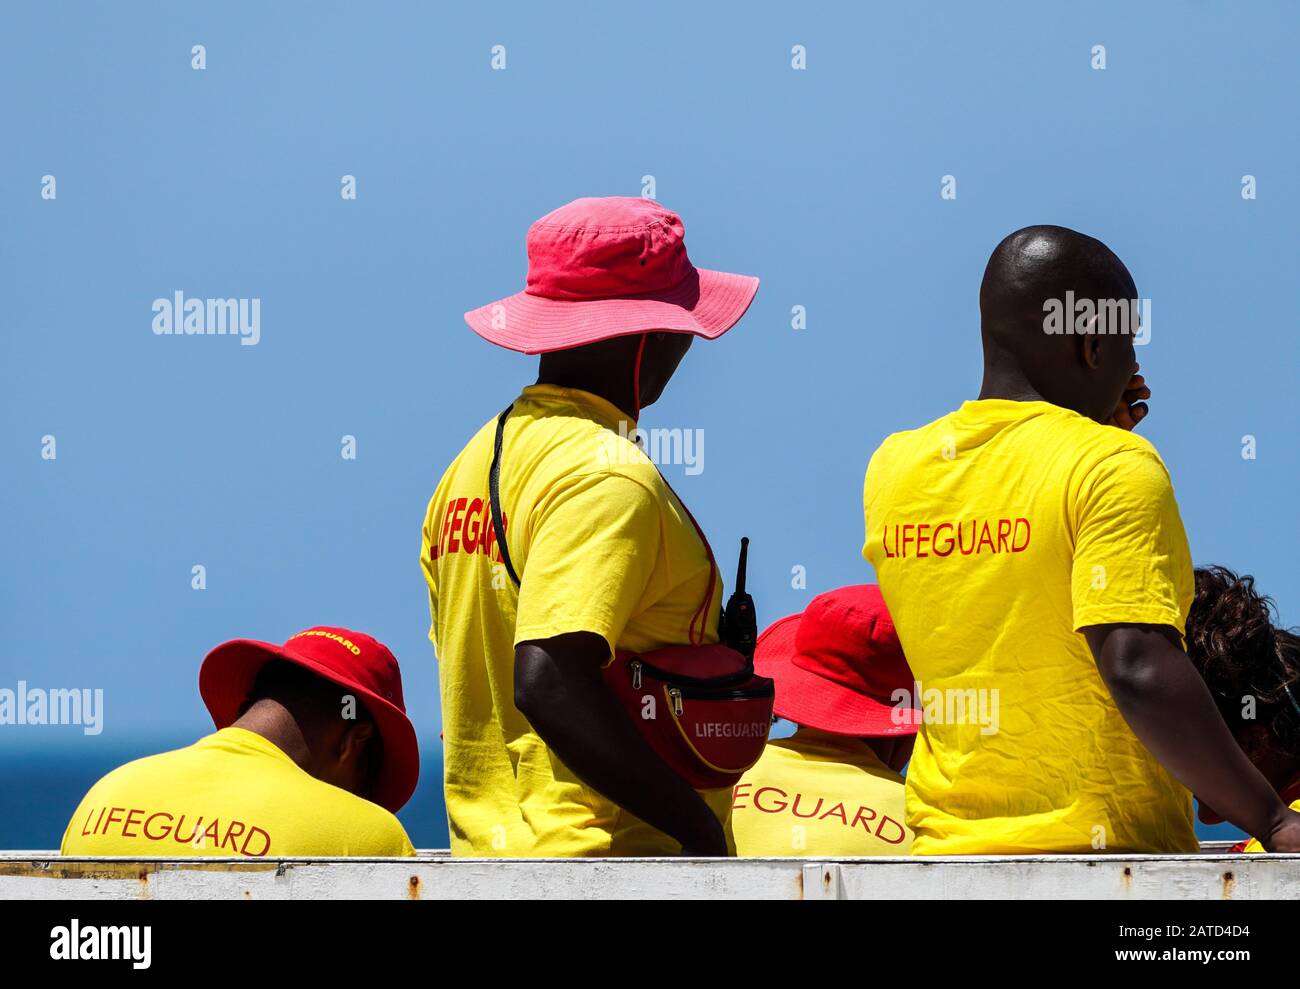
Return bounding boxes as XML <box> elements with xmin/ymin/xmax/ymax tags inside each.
<box><xmin>1259</xmin><ymin>807</ymin><xmax>1300</xmax><ymax>853</ymax></box>
<box><xmin>1109</xmin><ymin>368</ymin><xmax>1150</xmax><ymax>430</ymax></box>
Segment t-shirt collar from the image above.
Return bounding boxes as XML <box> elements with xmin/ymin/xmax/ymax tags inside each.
<box><xmin>520</xmin><ymin>383</ymin><xmax>638</xmax><ymax>430</ymax></box>
<box><xmin>958</xmin><ymin>398</ymin><xmax>1065</xmax><ymax>416</ymax></box>
<box><xmin>956</xmin><ymin>397</ymin><xmax>1097</xmax><ymax>427</ymax></box>
<box><xmin>794</xmin><ymin>726</ymin><xmax>891</xmax><ymax>770</ymax></box>
<box><xmin>208</xmin><ymin>725</ymin><xmax>297</xmax><ymax>765</ymax></box>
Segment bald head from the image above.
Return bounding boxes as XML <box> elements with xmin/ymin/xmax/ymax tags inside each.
<box><xmin>980</xmin><ymin>225</ymin><xmax>1136</xmax><ymax>338</ymax></box>
<box><xmin>978</xmin><ymin>225</ymin><xmax>1140</xmax><ymax>423</ymax></box>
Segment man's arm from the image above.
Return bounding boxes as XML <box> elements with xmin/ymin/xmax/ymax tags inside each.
<box><xmin>514</xmin><ymin>631</ymin><xmax>728</xmax><ymax>856</ymax></box>
<box><xmin>1084</xmin><ymin>622</ymin><xmax>1300</xmax><ymax>852</ymax></box>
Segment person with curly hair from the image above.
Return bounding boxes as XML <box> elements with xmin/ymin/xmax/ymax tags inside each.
<box><xmin>1187</xmin><ymin>565</ymin><xmax>1300</xmax><ymax>850</ymax></box>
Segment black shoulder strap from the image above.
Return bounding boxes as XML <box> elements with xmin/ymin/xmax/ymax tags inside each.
<box><xmin>488</xmin><ymin>404</ymin><xmax>521</xmax><ymax>588</ymax></box>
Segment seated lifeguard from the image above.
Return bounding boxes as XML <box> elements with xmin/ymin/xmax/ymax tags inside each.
<box><xmin>730</xmin><ymin>585</ymin><xmax>919</xmax><ymax>856</ymax></box>
<box><xmin>61</xmin><ymin>627</ymin><xmax>418</xmax><ymax>858</ymax></box>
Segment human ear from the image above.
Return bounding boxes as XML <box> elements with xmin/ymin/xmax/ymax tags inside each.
<box><xmin>339</xmin><ymin>719</ymin><xmax>375</xmax><ymax>763</ymax></box>
<box><xmin>1078</xmin><ymin>332</ymin><xmax>1103</xmax><ymax>370</ymax></box>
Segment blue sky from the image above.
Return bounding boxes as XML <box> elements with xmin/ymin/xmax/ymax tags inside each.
<box><xmin>2</xmin><ymin>1</ymin><xmax>1296</xmax><ymax>847</ymax></box>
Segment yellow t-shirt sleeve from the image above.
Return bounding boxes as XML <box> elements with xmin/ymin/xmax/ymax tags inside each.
<box><xmin>1071</xmin><ymin>448</ymin><xmax>1193</xmax><ymax>633</ymax></box>
<box><xmin>513</xmin><ymin>470</ymin><xmax>661</xmax><ymax>657</ymax></box>
<box><xmin>387</xmin><ymin>820</ymin><xmax>418</xmax><ymax>857</ymax></box>
<box><xmin>349</xmin><ymin>788</ymin><xmax>417</xmax><ymax>856</ymax></box>
<box><xmin>336</xmin><ymin>805</ymin><xmax>418</xmax><ymax>857</ymax></box>
<box><xmin>356</xmin><ymin>804</ymin><xmax>417</xmax><ymax>856</ymax></box>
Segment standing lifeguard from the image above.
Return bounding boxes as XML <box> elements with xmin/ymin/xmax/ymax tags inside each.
<box><xmin>421</xmin><ymin>197</ymin><xmax>759</xmax><ymax>857</ymax></box>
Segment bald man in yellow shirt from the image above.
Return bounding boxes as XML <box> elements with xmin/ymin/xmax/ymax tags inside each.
<box><xmin>862</xmin><ymin>225</ymin><xmax>1300</xmax><ymax>854</ymax></box>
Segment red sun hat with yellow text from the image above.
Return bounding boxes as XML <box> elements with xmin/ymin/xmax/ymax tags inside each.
<box><xmin>199</xmin><ymin>626</ymin><xmax>419</xmax><ymax>813</ymax></box>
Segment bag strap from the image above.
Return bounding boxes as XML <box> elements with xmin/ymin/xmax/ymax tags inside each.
<box><xmin>653</xmin><ymin>472</ymin><xmax>718</xmax><ymax>647</ymax></box>
<box><xmin>486</xmin><ymin>401</ymin><xmax>717</xmax><ymax>646</ymax></box>
<box><xmin>488</xmin><ymin>404</ymin><xmax>521</xmax><ymax>588</ymax></box>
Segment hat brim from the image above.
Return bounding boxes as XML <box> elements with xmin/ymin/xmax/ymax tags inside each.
<box><xmin>199</xmin><ymin>640</ymin><xmax>420</xmax><ymax>814</ymax></box>
<box><xmin>464</xmin><ymin>266</ymin><xmax>760</xmax><ymax>354</ymax></box>
<box><xmin>754</xmin><ymin>614</ymin><xmax>919</xmax><ymax>738</ymax></box>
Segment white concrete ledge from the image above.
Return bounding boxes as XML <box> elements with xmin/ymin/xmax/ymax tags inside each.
<box><xmin>3</xmin><ymin>848</ymin><xmax>1297</xmax><ymax>899</ymax></box>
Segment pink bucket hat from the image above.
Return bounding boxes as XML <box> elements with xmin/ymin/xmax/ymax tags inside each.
<box><xmin>464</xmin><ymin>197</ymin><xmax>760</xmax><ymax>354</ymax></box>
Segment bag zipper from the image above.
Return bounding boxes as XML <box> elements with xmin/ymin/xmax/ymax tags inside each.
<box><xmin>633</xmin><ymin>657</ymin><xmax>756</xmax><ymax>689</ymax></box>
<box><xmin>668</xmin><ymin>684</ymin><xmax>774</xmax><ymax>718</ymax></box>
<box><xmin>676</xmin><ymin>684</ymin><xmax>775</xmax><ymax>701</ymax></box>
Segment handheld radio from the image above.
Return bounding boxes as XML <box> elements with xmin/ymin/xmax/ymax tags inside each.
<box><xmin>721</xmin><ymin>537</ymin><xmax>757</xmax><ymax>661</ymax></box>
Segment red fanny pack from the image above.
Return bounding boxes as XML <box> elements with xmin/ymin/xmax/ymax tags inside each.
<box><xmin>602</xmin><ymin>644</ymin><xmax>775</xmax><ymax>789</ymax></box>
<box><xmin>488</xmin><ymin>405</ymin><xmax>773</xmax><ymax>790</ymax></box>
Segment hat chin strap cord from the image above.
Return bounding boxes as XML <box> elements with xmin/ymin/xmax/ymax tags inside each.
<box><xmin>632</xmin><ymin>332</ymin><xmax>647</xmax><ymax>420</ymax></box>
<box><xmin>623</xmin><ymin>330</ymin><xmax>716</xmax><ymax>642</ymax></box>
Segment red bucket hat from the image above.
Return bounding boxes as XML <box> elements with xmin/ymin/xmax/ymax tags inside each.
<box><xmin>464</xmin><ymin>196</ymin><xmax>760</xmax><ymax>354</ymax></box>
<box><xmin>199</xmin><ymin>626</ymin><xmax>419</xmax><ymax>813</ymax></box>
<box><xmin>754</xmin><ymin>585</ymin><xmax>919</xmax><ymax>737</ymax></box>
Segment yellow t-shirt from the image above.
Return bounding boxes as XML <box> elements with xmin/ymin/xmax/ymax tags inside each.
<box><xmin>862</xmin><ymin>399</ymin><xmax>1197</xmax><ymax>855</ymax></box>
<box><xmin>420</xmin><ymin>384</ymin><xmax>732</xmax><ymax>857</ymax></box>
<box><xmin>730</xmin><ymin>729</ymin><xmax>912</xmax><ymax>856</ymax></box>
<box><xmin>60</xmin><ymin>727</ymin><xmax>415</xmax><ymax>857</ymax></box>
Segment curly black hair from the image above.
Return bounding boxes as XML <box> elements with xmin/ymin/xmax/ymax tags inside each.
<box><xmin>1187</xmin><ymin>565</ymin><xmax>1300</xmax><ymax>759</ymax></box>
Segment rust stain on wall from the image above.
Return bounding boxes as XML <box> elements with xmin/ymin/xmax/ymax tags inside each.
<box><xmin>0</xmin><ymin>860</ymin><xmax>280</xmax><ymax>881</ymax></box>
